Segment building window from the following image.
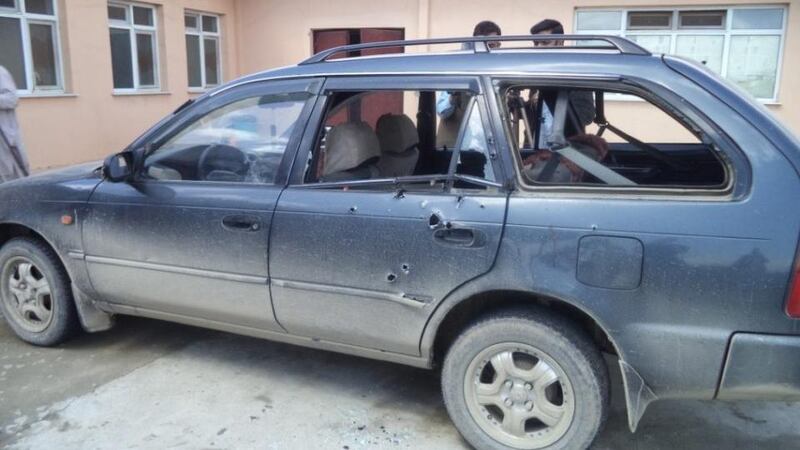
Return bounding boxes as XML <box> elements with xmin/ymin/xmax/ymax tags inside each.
<box><xmin>107</xmin><ymin>1</ymin><xmax>159</xmax><ymax>91</ymax></box>
<box><xmin>185</xmin><ymin>12</ymin><xmax>220</xmax><ymax>89</ymax></box>
<box><xmin>0</xmin><ymin>0</ymin><xmax>63</xmax><ymax>93</ymax></box>
<box><xmin>575</xmin><ymin>6</ymin><xmax>787</xmax><ymax>101</ymax></box>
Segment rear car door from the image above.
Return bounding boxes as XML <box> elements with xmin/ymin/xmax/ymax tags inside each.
<box><xmin>82</xmin><ymin>79</ymin><xmax>320</xmax><ymax>331</ymax></box>
<box><xmin>268</xmin><ymin>76</ymin><xmax>509</xmax><ymax>355</ymax></box>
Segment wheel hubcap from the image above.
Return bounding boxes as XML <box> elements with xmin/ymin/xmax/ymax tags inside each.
<box><xmin>464</xmin><ymin>343</ymin><xmax>575</xmax><ymax>449</ymax></box>
<box><xmin>3</xmin><ymin>257</ymin><xmax>53</xmax><ymax>333</ymax></box>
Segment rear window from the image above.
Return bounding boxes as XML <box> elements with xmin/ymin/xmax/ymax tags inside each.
<box><xmin>502</xmin><ymin>84</ymin><xmax>729</xmax><ymax>190</ymax></box>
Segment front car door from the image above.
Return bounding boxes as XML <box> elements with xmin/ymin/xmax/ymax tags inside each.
<box><xmin>269</xmin><ymin>76</ymin><xmax>509</xmax><ymax>355</ymax></box>
<box><xmin>82</xmin><ymin>78</ymin><xmax>320</xmax><ymax>331</ymax></box>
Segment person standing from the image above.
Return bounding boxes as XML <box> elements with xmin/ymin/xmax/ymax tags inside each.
<box><xmin>529</xmin><ymin>19</ymin><xmax>595</xmax><ymax>147</ymax></box>
<box><xmin>0</xmin><ymin>65</ymin><xmax>30</xmax><ymax>182</ymax></box>
<box><xmin>436</xmin><ymin>20</ymin><xmax>502</xmax><ymax>149</ymax></box>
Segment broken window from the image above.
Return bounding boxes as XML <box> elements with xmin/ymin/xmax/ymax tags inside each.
<box><xmin>302</xmin><ymin>89</ymin><xmax>498</xmax><ymax>191</ymax></box>
<box><xmin>503</xmin><ymin>85</ymin><xmax>728</xmax><ymax>190</ymax></box>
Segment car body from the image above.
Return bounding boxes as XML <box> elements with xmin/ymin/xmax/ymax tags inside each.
<box><xmin>2</xmin><ymin>35</ymin><xmax>799</xmax><ymax>449</ymax></box>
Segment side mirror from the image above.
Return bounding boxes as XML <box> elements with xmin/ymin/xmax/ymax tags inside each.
<box><xmin>102</xmin><ymin>151</ymin><xmax>134</xmax><ymax>182</ymax></box>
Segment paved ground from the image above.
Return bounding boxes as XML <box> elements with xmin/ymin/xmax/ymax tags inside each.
<box><xmin>1</xmin><ymin>315</ymin><xmax>799</xmax><ymax>450</ymax></box>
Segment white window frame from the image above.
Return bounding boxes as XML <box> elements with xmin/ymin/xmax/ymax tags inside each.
<box><xmin>574</xmin><ymin>5</ymin><xmax>788</xmax><ymax>103</ymax></box>
<box><xmin>0</xmin><ymin>0</ymin><xmax>64</xmax><ymax>94</ymax></box>
<box><xmin>108</xmin><ymin>1</ymin><xmax>160</xmax><ymax>92</ymax></box>
<box><xmin>184</xmin><ymin>11</ymin><xmax>222</xmax><ymax>91</ymax></box>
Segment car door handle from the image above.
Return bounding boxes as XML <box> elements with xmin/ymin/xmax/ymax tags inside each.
<box><xmin>433</xmin><ymin>227</ymin><xmax>485</xmax><ymax>247</ymax></box>
<box><xmin>222</xmin><ymin>215</ymin><xmax>261</xmax><ymax>232</ymax></box>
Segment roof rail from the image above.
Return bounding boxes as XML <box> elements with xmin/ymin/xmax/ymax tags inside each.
<box><xmin>300</xmin><ymin>34</ymin><xmax>650</xmax><ymax>65</ymax></box>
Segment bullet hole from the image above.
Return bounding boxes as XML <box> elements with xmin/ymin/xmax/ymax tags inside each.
<box><xmin>386</xmin><ymin>273</ymin><xmax>397</xmax><ymax>283</ymax></box>
<box><xmin>349</xmin><ymin>206</ymin><xmax>357</xmax><ymax>214</ymax></box>
<box><xmin>401</xmin><ymin>264</ymin><xmax>410</xmax><ymax>274</ymax></box>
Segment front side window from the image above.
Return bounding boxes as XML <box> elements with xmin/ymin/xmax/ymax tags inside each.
<box><xmin>143</xmin><ymin>92</ymin><xmax>310</xmax><ymax>184</ymax></box>
<box><xmin>0</xmin><ymin>0</ymin><xmax>62</xmax><ymax>93</ymax></box>
<box><xmin>185</xmin><ymin>11</ymin><xmax>221</xmax><ymax>89</ymax></box>
<box><xmin>503</xmin><ymin>84</ymin><xmax>728</xmax><ymax>190</ymax></box>
<box><xmin>108</xmin><ymin>2</ymin><xmax>159</xmax><ymax>90</ymax></box>
<box><xmin>575</xmin><ymin>6</ymin><xmax>786</xmax><ymax>101</ymax></box>
<box><xmin>302</xmin><ymin>89</ymin><xmax>497</xmax><ymax>190</ymax></box>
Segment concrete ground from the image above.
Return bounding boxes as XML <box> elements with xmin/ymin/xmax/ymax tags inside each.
<box><xmin>1</xmin><ymin>315</ymin><xmax>799</xmax><ymax>450</ymax></box>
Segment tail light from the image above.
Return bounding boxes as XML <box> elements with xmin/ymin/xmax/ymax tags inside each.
<box><xmin>788</xmin><ymin>256</ymin><xmax>800</xmax><ymax>318</ymax></box>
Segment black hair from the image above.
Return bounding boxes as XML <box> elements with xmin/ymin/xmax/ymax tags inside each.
<box><xmin>530</xmin><ymin>19</ymin><xmax>564</xmax><ymax>35</ymax></box>
<box><xmin>473</xmin><ymin>20</ymin><xmax>502</xmax><ymax>37</ymax></box>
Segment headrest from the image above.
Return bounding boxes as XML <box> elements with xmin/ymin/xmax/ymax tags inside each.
<box><xmin>323</xmin><ymin>121</ymin><xmax>381</xmax><ymax>176</ymax></box>
<box><xmin>376</xmin><ymin>114</ymin><xmax>419</xmax><ymax>155</ymax></box>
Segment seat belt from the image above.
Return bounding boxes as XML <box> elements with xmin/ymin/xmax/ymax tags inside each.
<box><xmin>540</xmin><ymin>90</ymin><xmax>636</xmax><ymax>186</ymax></box>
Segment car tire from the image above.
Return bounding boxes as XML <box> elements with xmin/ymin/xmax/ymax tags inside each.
<box><xmin>0</xmin><ymin>237</ymin><xmax>79</xmax><ymax>346</ymax></box>
<box><xmin>442</xmin><ymin>307</ymin><xmax>609</xmax><ymax>450</ymax></box>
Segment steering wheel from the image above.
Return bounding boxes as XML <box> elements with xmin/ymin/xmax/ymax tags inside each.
<box><xmin>197</xmin><ymin>144</ymin><xmax>248</xmax><ymax>181</ymax></box>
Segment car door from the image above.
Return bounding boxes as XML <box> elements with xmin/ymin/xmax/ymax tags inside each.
<box><xmin>82</xmin><ymin>78</ymin><xmax>320</xmax><ymax>331</ymax></box>
<box><xmin>268</xmin><ymin>76</ymin><xmax>509</xmax><ymax>355</ymax></box>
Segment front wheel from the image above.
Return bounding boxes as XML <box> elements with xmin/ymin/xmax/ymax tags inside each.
<box><xmin>442</xmin><ymin>308</ymin><xmax>609</xmax><ymax>450</ymax></box>
<box><xmin>0</xmin><ymin>237</ymin><xmax>79</xmax><ymax>346</ymax></box>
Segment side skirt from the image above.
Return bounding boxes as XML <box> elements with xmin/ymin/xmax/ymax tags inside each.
<box><xmin>103</xmin><ymin>302</ymin><xmax>432</xmax><ymax>369</ymax></box>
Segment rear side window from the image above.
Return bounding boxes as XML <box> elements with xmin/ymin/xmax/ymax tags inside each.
<box><xmin>502</xmin><ymin>85</ymin><xmax>729</xmax><ymax>190</ymax></box>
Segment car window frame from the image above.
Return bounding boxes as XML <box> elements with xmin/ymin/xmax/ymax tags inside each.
<box><xmin>131</xmin><ymin>77</ymin><xmax>322</xmax><ymax>187</ymax></box>
<box><xmin>488</xmin><ymin>76</ymin><xmax>750</xmax><ymax>200</ymax></box>
<box><xmin>286</xmin><ymin>75</ymin><xmax>507</xmax><ymax>194</ymax></box>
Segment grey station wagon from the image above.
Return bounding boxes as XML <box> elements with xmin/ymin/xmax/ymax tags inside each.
<box><xmin>1</xmin><ymin>35</ymin><xmax>799</xmax><ymax>450</ymax></box>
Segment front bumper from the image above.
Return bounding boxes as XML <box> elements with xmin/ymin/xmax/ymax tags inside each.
<box><xmin>717</xmin><ymin>333</ymin><xmax>800</xmax><ymax>401</ymax></box>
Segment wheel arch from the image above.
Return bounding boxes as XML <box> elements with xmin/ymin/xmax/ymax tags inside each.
<box><xmin>0</xmin><ymin>222</ymin><xmax>62</xmax><ymax>262</ymax></box>
<box><xmin>425</xmin><ymin>289</ymin><xmax>622</xmax><ymax>367</ymax></box>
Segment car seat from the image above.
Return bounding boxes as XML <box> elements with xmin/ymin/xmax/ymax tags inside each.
<box><xmin>375</xmin><ymin>114</ymin><xmax>419</xmax><ymax>177</ymax></box>
<box><xmin>321</xmin><ymin>121</ymin><xmax>381</xmax><ymax>182</ymax></box>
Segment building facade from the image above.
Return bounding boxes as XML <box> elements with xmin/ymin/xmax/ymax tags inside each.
<box><xmin>2</xmin><ymin>0</ymin><xmax>797</xmax><ymax>169</ymax></box>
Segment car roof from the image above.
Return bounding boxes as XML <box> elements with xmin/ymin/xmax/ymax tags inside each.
<box><xmin>222</xmin><ymin>50</ymin><xmax>665</xmax><ymax>91</ymax></box>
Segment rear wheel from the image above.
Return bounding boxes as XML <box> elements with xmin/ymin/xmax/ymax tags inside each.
<box><xmin>442</xmin><ymin>308</ymin><xmax>609</xmax><ymax>450</ymax></box>
<box><xmin>0</xmin><ymin>237</ymin><xmax>79</xmax><ymax>346</ymax></box>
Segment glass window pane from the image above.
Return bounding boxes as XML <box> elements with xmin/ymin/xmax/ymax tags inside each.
<box><xmin>627</xmin><ymin>34</ymin><xmax>671</xmax><ymax>54</ymax></box>
<box><xmin>29</xmin><ymin>22</ymin><xmax>57</xmax><ymax>87</ymax></box>
<box><xmin>0</xmin><ymin>17</ymin><xmax>27</xmax><ymax>89</ymax></box>
<box><xmin>109</xmin><ymin>28</ymin><xmax>133</xmax><ymax>89</ymax></box>
<box><xmin>136</xmin><ymin>32</ymin><xmax>155</xmax><ymax>86</ymax></box>
<box><xmin>204</xmin><ymin>37</ymin><xmax>218</xmax><ymax>85</ymax></box>
<box><xmin>576</xmin><ymin>11</ymin><xmax>622</xmax><ymax>31</ymax></box>
<box><xmin>727</xmin><ymin>35</ymin><xmax>780</xmax><ymax>99</ymax></box>
<box><xmin>627</xmin><ymin>11</ymin><xmax>672</xmax><ymax>30</ymax></box>
<box><xmin>185</xmin><ymin>35</ymin><xmax>201</xmax><ymax>87</ymax></box>
<box><xmin>24</xmin><ymin>0</ymin><xmax>53</xmax><ymax>15</ymax></box>
<box><xmin>202</xmin><ymin>15</ymin><xmax>217</xmax><ymax>33</ymax></box>
<box><xmin>675</xmin><ymin>35</ymin><xmax>724</xmax><ymax>74</ymax></box>
<box><xmin>184</xmin><ymin>14</ymin><xmax>197</xmax><ymax>30</ymax></box>
<box><xmin>107</xmin><ymin>5</ymin><xmax>126</xmax><ymax>21</ymax></box>
<box><xmin>132</xmin><ymin>6</ymin><xmax>152</xmax><ymax>26</ymax></box>
<box><xmin>148</xmin><ymin>93</ymin><xmax>310</xmax><ymax>183</ymax></box>
<box><xmin>0</xmin><ymin>0</ymin><xmax>16</xmax><ymax>9</ymax></box>
<box><xmin>732</xmin><ymin>8</ymin><xmax>784</xmax><ymax>30</ymax></box>
<box><xmin>679</xmin><ymin>10</ymin><xmax>725</xmax><ymax>28</ymax></box>
<box><xmin>458</xmin><ymin>103</ymin><xmax>494</xmax><ymax>182</ymax></box>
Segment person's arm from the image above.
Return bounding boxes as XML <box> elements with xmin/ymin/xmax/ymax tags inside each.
<box><xmin>0</xmin><ymin>70</ymin><xmax>19</xmax><ymax>110</ymax></box>
<box><xmin>436</xmin><ymin>91</ymin><xmax>456</xmax><ymax>119</ymax></box>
